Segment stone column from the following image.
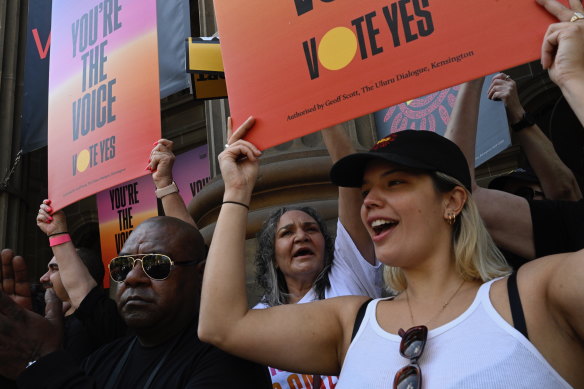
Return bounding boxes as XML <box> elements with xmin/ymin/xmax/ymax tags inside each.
<box><xmin>0</xmin><ymin>0</ymin><xmax>27</xmax><ymax>250</ymax></box>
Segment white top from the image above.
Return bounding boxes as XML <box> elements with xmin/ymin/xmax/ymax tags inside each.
<box><xmin>337</xmin><ymin>279</ymin><xmax>572</xmax><ymax>389</ymax></box>
<box><xmin>325</xmin><ymin>219</ymin><xmax>384</xmax><ymax>300</ymax></box>
<box><xmin>254</xmin><ymin>220</ymin><xmax>384</xmax><ymax>388</ymax></box>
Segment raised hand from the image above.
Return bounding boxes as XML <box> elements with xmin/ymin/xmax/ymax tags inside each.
<box><xmin>0</xmin><ymin>289</ymin><xmax>61</xmax><ymax>379</ymax></box>
<box><xmin>537</xmin><ymin>0</ymin><xmax>584</xmax><ymax>22</ymax></box>
<box><xmin>36</xmin><ymin>199</ymin><xmax>68</xmax><ymax>237</ymax></box>
<box><xmin>487</xmin><ymin>73</ymin><xmax>525</xmax><ymax>123</ymax></box>
<box><xmin>0</xmin><ymin>249</ymin><xmax>32</xmax><ymax>311</ymax></box>
<box><xmin>537</xmin><ymin>0</ymin><xmax>584</xmax><ymax>87</ymax></box>
<box><xmin>218</xmin><ymin>116</ymin><xmax>262</xmax><ymax>203</ymax></box>
<box><xmin>148</xmin><ymin>139</ymin><xmax>176</xmax><ymax>189</ymax></box>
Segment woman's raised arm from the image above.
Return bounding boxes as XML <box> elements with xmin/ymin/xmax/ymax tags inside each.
<box><xmin>197</xmin><ymin>117</ymin><xmax>362</xmax><ymax>375</ymax></box>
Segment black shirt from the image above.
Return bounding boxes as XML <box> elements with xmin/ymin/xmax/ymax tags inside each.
<box><xmin>72</xmin><ymin>286</ymin><xmax>128</xmax><ymax>351</ymax></box>
<box><xmin>18</xmin><ymin>318</ymin><xmax>271</xmax><ymax>389</ymax></box>
<box><xmin>18</xmin><ymin>309</ymin><xmax>271</xmax><ymax>388</ymax></box>
<box><xmin>530</xmin><ymin>198</ymin><xmax>584</xmax><ymax>257</ymax></box>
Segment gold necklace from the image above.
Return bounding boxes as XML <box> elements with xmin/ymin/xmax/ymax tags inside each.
<box><xmin>405</xmin><ymin>279</ymin><xmax>465</xmax><ymax>327</ymax></box>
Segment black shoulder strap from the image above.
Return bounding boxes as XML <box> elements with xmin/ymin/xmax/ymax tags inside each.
<box><xmin>351</xmin><ymin>299</ymin><xmax>372</xmax><ymax>341</ymax></box>
<box><xmin>507</xmin><ymin>272</ymin><xmax>529</xmax><ymax>340</ymax></box>
<box><xmin>105</xmin><ymin>337</ymin><xmax>137</xmax><ymax>389</ymax></box>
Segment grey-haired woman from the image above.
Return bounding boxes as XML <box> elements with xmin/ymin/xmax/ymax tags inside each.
<box><xmin>251</xmin><ymin>125</ymin><xmax>384</xmax><ymax>388</ymax></box>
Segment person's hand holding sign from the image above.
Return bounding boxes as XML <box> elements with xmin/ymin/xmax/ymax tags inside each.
<box><xmin>148</xmin><ymin>139</ymin><xmax>176</xmax><ymax>189</ymax></box>
<box><xmin>218</xmin><ymin>116</ymin><xmax>261</xmax><ymax>208</ymax></box>
<box><xmin>148</xmin><ymin>139</ymin><xmax>197</xmax><ymax>227</ymax></box>
<box><xmin>36</xmin><ymin>199</ymin><xmax>67</xmax><ymax>238</ymax></box>
<box><xmin>537</xmin><ymin>0</ymin><xmax>584</xmax><ymax>93</ymax></box>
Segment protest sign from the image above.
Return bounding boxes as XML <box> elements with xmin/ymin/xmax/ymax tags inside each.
<box><xmin>23</xmin><ymin>0</ymin><xmax>188</xmax><ymax>153</ymax></box>
<box><xmin>97</xmin><ymin>176</ymin><xmax>158</xmax><ymax>288</ymax></box>
<box><xmin>48</xmin><ymin>0</ymin><xmax>160</xmax><ymax>211</ymax></box>
<box><xmin>97</xmin><ymin>145</ymin><xmax>210</xmax><ymax>286</ymax></box>
<box><xmin>213</xmin><ymin>0</ymin><xmax>561</xmax><ymax>150</ymax></box>
<box><xmin>173</xmin><ymin>145</ymin><xmax>211</xmax><ymax>203</ymax></box>
<box><xmin>375</xmin><ymin>74</ymin><xmax>511</xmax><ymax>167</ymax></box>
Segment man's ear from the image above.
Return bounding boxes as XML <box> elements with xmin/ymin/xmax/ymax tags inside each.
<box><xmin>443</xmin><ymin>186</ymin><xmax>467</xmax><ymax>219</ymax></box>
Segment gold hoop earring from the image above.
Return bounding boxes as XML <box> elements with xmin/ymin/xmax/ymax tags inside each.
<box><xmin>447</xmin><ymin>212</ymin><xmax>456</xmax><ymax>225</ymax></box>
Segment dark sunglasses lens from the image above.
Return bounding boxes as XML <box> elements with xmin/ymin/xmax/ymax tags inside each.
<box><xmin>393</xmin><ymin>364</ymin><xmax>421</xmax><ymax>389</ymax></box>
<box><xmin>142</xmin><ymin>254</ymin><xmax>171</xmax><ymax>280</ymax></box>
<box><xmin>400</xmin><ymin>326</ymin><xmax>427</xmax><ymax>359</ymax></box>
<box><xmin>109</xmin><ymin>256</ymin><xmax>135</xmax><ymax>282</ymax></box>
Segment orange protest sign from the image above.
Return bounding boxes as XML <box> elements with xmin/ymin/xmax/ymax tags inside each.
<box><xmin>214</xmin><ymin>0</ymin><xmax>562</xmax><ymax>150</ymax></box>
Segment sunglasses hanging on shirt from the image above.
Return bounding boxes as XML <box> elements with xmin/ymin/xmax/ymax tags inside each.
<box><xmin>393</xmin><ymin>325</ymin><xmax>428</xmax><ymax>389</ymax></box>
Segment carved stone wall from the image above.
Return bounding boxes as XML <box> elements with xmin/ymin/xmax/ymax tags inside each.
<box><xmin>189</xmin><ymin>119</ymin><xmax>377</xmax><ymax>244</ymax></box>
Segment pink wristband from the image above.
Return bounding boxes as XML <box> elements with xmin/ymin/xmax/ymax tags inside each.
<box><xmin>49</xmin><ymin>234</ymin><xmax>71</xmax><ymax>247</ymax></box>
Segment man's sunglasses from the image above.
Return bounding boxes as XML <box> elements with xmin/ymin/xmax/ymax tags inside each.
<box><xmin>393</xmin><ymin>325</ymin><xmax>427</xmax><ymax>389</ymax></box>
<box><xmin>108</xmin><ymin>254</ymin><xmax>198</xmax><ymax>283</ymax></box>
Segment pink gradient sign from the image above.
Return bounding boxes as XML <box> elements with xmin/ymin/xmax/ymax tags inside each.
<box><xmin>96</xmin><ymin>175</ymin><xmax>158</xmax><ymax>288</ymax></box>
<box><xmin>48</xmin><ymin>0</ymin><xmax>160</xmax><ymax>211</ymax></box>
<box><xmin>96</xmin><ymin>145</ymin><xmax>210</xmax><ymax>286</ymax></box>
<box><xmin>173</xmin><ymin>145</ymin><xmax>211</xmax><ymax>205</ymax></box>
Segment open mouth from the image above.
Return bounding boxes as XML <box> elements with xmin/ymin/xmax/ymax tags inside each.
<box><xmin>293</xmin><ymin>248</ymin><xmax>315</xmax><ymax>258</ymax></box>
<box><xmin>371</xmin><ymin>219</ymin><xmax>398</xmax><ymax>236</ymax></box>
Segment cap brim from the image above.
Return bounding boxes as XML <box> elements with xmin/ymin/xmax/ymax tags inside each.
<box><xmin>330</xmin><ymin>151</ymin><xmax>437</xmax><ymax>187</ymax></box>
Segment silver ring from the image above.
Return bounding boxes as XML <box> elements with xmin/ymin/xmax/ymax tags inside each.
<box><xmin>570</xmin><ymin>12</ymin><xmax>584</xmax><ymax>22</ymax></box>
<box><xmin>224</xmin><ymin>144</ymin><xmax>230</xmax><ymax>149</ymax></box>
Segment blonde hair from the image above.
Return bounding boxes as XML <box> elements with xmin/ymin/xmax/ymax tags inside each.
<box><xmin>384</xmin><ymin>172</ymin><xmax>511</xmax><ymax>293</ymax></box>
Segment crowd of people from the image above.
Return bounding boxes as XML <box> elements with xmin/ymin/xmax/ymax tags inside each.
<box><xmin>1</xmin><ymin>0</ymin><xmax>584</xmax><ymax>387</ymax></box>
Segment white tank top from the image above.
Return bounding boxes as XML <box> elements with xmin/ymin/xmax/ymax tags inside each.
<box><xmin>336</xmin><ymin>279</ymin><xmax>572</xmax><ymax>388</ymax></box>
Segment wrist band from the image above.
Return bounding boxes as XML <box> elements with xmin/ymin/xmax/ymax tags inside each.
<box><xmin>49</xmin><ymin>234</ymin><xmax>72</xmax><ymax>247</ymax></box>
<box><xmin>48</xmin><ymin>231</ymin><xmax>68</xmax><ymax>238</ymax></box>
<box><xmin>155</xmin><ymin>181</ymin><xmax>179</xmax><ymax>199</ymax></box>
<box><xmin>511</xmin><ymin>112</ymin><xmax>535</xmax><ymax>132</ymax></box>
<box><xmin>222</xmin><ymin>201</ymin><xmax>250</xmax><ymax>210</ymax></box>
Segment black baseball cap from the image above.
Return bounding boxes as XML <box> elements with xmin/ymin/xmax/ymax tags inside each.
<box><xmin>330</xmin><ymin>130</ymin><xmax>472</xmax><ymax>191</ymax></box>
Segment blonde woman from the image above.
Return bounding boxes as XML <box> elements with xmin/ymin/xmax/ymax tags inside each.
<box><xmin>198</xmin><ymin>1</ymin><xmax>584</xmax><ymax>386</ymax></box>
<box><xmin>200</xmin><ymin>117</ymin><xmax>584</xmax><ymax>387</ymax></box>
